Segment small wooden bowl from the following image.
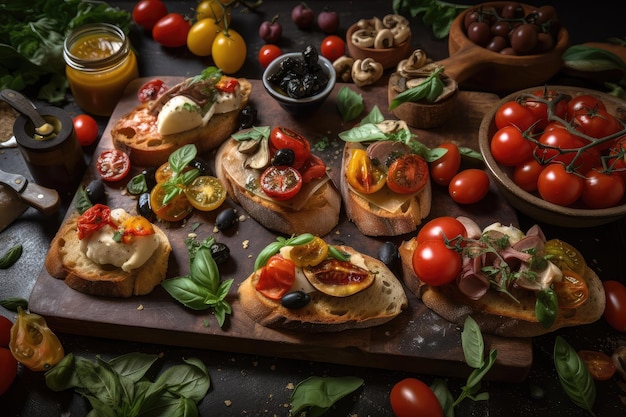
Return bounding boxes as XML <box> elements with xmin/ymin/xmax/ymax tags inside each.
<box><xmin>346</xmin><ymin>23</ymin><xmax>412</xmax><ymax>70</ymax></box>
<box><xmin>437</xmin><ymin>2</ymin><xmax>570</xmax><ymax>94</ymax></box>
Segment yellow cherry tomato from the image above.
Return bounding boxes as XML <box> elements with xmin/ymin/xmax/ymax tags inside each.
<box><xmin>212</xmin><ymin>28</ymin><xmax>247</xmax><ymax>74</ymax></box>
<box><xmin>187</xmin><ymin>18</ymin><xmax>220</xmax><ymax>56</ymax></box>
<box><xmin>346</xmin><ymin>148</ymin><xmax>386</xmax><ymax>194</ymax></box>
<box><xmin>184</xmin><ymin>175</ymin><xmax>227</xmax><ymax>211</ymax></box>
<box><xmin>10</xmin><ymin>307</ymin><xmax>64</xmax><ymax>372</ymax></box>
<box><xmin>288</xmin><ymin>236</ymin><xmax>329</xmax><ymax>267</ymax></box>
<box><xmin>196</xmin><ymin>0</ymin><xmax>230</xmax><ymax>28</ymax></box>
<box><xmin>150</xmin><ymin>182</ymin><xmax>193</xmax><ymax>222</ymax></box>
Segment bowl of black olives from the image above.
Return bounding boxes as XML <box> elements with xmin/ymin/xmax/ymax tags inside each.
<box><xmin>262</xmin><ymin>45</ymin><xmax>336</xmax><ymax>115</ymax></box>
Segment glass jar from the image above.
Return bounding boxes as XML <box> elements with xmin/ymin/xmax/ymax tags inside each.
<box><xmin>63</xmin><ymin>23</ymin><xmax>138</xmax><ymax>116</ymax></box>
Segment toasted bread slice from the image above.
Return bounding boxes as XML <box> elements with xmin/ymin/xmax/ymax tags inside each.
<box><xmin>215</xmin><ymin>137</ymin><xmax>341</xmax><ymax>237</ymax></box>
<box><xmin>111</xmin><ymin>78</ymin><xmax>252</xmax><ymax>167</ymax></box>
<box><xmin>238</xmin><ymin>245</ymin><xmax>408</xmax><ymax>332</ymax></box>
<box><xmin>398</xmin><ymin>237</ymin><xmax>606</xmax><ymax>337</ymax></box>
<box><xmin>340</xmin><ymin>142</ymin><xmax>432</xmax><ymax>236</ymax></box>
<box><xmin>45</xmin><ymin>214</ymin><xmax>171</xmax><ymax>298</ymax></box>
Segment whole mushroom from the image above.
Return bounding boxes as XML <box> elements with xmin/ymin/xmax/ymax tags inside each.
<box><xmin>352</xmin><ymin>58</ymin><xmax>383</xmax><ymax>87</ymax></box>
<box><xmin>333</xmin><ymin>56</ymin><xmax>354</xmax><ymax>82</ymax></box>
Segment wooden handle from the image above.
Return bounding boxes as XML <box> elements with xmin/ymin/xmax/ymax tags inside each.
<box><xmin>18</xmin><ymin>182</ymin><xmax>60</xmax><ymax>215</ymax></box>
<box><xmin>436</xmin><ymin>44</ymin><xmax>489</xmax><ymax>86</ymax></box>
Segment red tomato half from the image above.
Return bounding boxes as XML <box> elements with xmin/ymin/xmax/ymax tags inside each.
<box><xmin>73</xmin><ymin>114</ymin><xmax>99</xmax><ymax>146</ymax></box>
<box><xmin>448</xmin><ymin>169</ymin><xmax>490</xmax><ymax>204</ymax></box>
<box><xmin>390</xmin><ymin>378</ymin><xmax>444</xmax><ymax>417</ymax></box>
<box><xmin>260</xmin><ymin>166</ymin><xmax>303</xmax><ymax>200</ymax></box>
<box><xmin>320</xmin><ymin>35</ymin><xmax>345</xmax><ymax>62</ymax></box>
<box><xmin>255</xmin><ymin>254</ymin><xmax>296</xmax><ymax>300</ymax></box>
<box><xmin>270</xmin><ymin>126</ymin><xmax>311</xmax><ymax>169</ymax></box>
<box><xmin>577</xmin><ymin>350</ymin><xmax>617</xmax><ymax>381</ymax></box>
<box><xmin>299</xmin><ymin>153</ymin><xmax>327</xmax><ymax>182</ymax></box>
<box><xmin>386</xmin><ymin>154</ymin><xmax>429</xmax><ymax>194</ymax></box>
<box><xmin>138</xmin><ymin>79</ymin><xmax>167</xmax><ymax>103</ymax></box>
<box><xmin>412</xmin><ymin>240</ymin><xmax>462</xmax><ymax>286</ymax></box>
<box><xmin>96</xmin><ymin>149</ymin><xmax>131</xmax><ymax>182</ymax></box>
<box><xmin>603</xmin><ymin>280</ymin><xmax>626</xmax><ymax>332</ymax></box>
<box><xmin>152</xmin><ymin>13</ymin><xmax>190</xmax><ymax>47</ymax></box>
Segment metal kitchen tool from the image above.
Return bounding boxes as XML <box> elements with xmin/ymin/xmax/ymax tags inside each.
<box><xmin>0</xmin><ymin>89</ymin><xmax>54</xmax><ymax>137</ymax></box>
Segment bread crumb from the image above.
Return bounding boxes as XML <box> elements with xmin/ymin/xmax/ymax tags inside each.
<box><xmin>238</xmin><ymin>214</ymin><xmax>247</xmax><ymax>222</ymax></box>
<box><xmin>242</xmin><ymin>239</ymin><xmax>249</xmax><ymax>249</ymax></box>
<box><xmin>136</xmin><ymin>304</ymin><xmax>144</xmax><ymax>310</ymax></box>
<box><xmin>213</xmin><ymin>225</ymin><xmax>219</xmax><ymax>233</ymax></box>
<box><xmin>286</xmin><ymin>382</ymin><xmax>294</xmax><ymax>390</ymax></box>
<box><xmin>224</xmin><ymin>400</ymin><xmax>232</xmax><ymax>407</ymax></box>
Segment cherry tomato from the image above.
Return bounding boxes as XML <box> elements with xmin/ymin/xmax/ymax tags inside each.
<box><xmin>346</xmin><ymin>148</ymin><xmax>386</xmax><ymax>194</ymax></box>
<box><xmin>299</xmin><ymin>154</ymin><xmax>327</xmax><ymax>182</ymax></box>
<box><xmin>77</xmin><ymin>204</ymin><xmax>115</xmax><ymax>240</ymax></box>
<box><xmin>270</xmin><ymin>126</ymin><xmax>311</xmax><ymax>169</ymax></box>
<box><xmin>490</xmin><ymin>125</ymin><xmax>534</xmax><ymax>166</ymax></box>
<box><xmin>260</xmin><ymin>165</ymin><xmax>303</xmax><ymax>200</ymax></box>
<box><xmin>572</xmin><ymin>108</ymin><xmax>622</xmax><ymax>144</ymax></box>
<box><xmin>430</xmin><ymin>142</ymin><xmax>461</xmax><ymax>186</ymax></box>
<box><xmin>152</xmin><ymin>13</ymin><xmax>190</xmax><ymax>48</ymax></box>
<box><xmin>0</xmin><ymin>316</ymin><xmax>12</xmax><ymax>347</ymax></box>
<box><xmin>417</xmin><ymin>216</ymin><xmax>467</xmax><ymax>246</ymax></box>
<box><xmin>132</xmin><ymin>0</ymin><xmax>168</xmax><ymax>31</ymax></box>
<box><xmin>513</xmin><ymin>158</ymin><xmax>544</xmax><ymax>192</ymax></box>
<box><xmin>581</xmin><ymin>168</ymin><xmax>625</xmax><ymax>209</ymax></box>
<box><xmin>567</xmin><ymin>94</ymin><xmax>606</xmax><ymax>118</ymax></box>
<box><xmin>187</xmin><ymin>18</ymin><xmax>219</xmax><ymax>56</ymax></box>
<box><xmin>256</xmin><ymin>254</ymin><xmax>296</xmax><ymax>300</ymax></box>
<box><xmin>288</xmin><ymin>236</ymin><xmax>328</xmax><ymax>267</ymax></box>
<box><xmin>95</xmin><ymin>149</ymin><xmax>131</xmax><ymax>182</ymax></box>
<box><xmin>73</xmin><ymin>114</ymin><xmax>99</xmax><ymax>146</ymax></box>
<box><xmin>448</xmin><ymin>169</ymin><xmax>490</xmax><ymax>204</ymax></box>
<box><xmin>320</xmin><ymin>35</ymin><xmax>346</xmax><ymax>62</ymax></box>
<box><xmin>386</xmin><ymin>154</ymin><xmax>429</xmax><ymax>194</ymax></box>
<box><xmin>196</xmin><ymin>0</ymin><xmax>230</xmax><ymax>27</ymax></box>
<box><xmin>150</xmin><ymin>182</ymin><xmax>193</xmax><ymax>222</ymax></box>
<box><xmin>412</xmin><ymin>239</ymin><xmax>462</xmax><ymax>286</ymax></box>
<box><xmin>495</xmin><ymin>100</ymin><xmax>537</xmax><ymax>132</ymax></box>
<box><xmin>183</xmin><ymin>175</ymin><xmax>227</xmax><ymax>211</ymax></box>
<box><xmin>0</xmin><ymin>347</ymin><xmax>17</xmax><ymax>396</ymax></box>
<box><xmin>608</xmin><ymin>136</ymin><xmax>626</xmax><ymax>182</ymax></box>
<box><xmin>524</xmin><ymin>88</ymin><xmax>568</xmax><ymax>131</ymax></box>
<box><xmin>536</xmin><ymin>128</ymin><xmax>586</xmax><ymax>166</ymax></box>
<box><xmin>137</xmin><ymin>79</ymin><xmax>167</xmax><ymax>103</ymax></box>
<box><xmin>552</xmin><ymin>270</ymin><xmax>589</xmax><ymax>309</ymax></box>
<box><xmin>258</xmin><ymin>44</ymin><xmax>283</xmax><ymax>68</ymax></box>
<box><xmin>390</xmin><ymin>378</ymin><xmax>444</xmax><ymax>417</ymax></box>
<box><xmin>537</xmin><ymin>163</ymin><xmax>583</xmax><ymax>206</ymax></box>
<box><xmin>577</xmin><ymin>350</ymin><xmax>617</xmax><ymax>381</ymax></box>
<box><xmin>212</xmin><ymin>28</ymin><xmax>247</xmax><ymax>74</ymax></box>
<box><xmin>603</xmin><ymin>280</ymin><xmax>626</xmax><ymax>332</ymax></box>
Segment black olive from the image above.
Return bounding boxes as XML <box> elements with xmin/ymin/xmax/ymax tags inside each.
<box><xmin>190</xmin><ymin>157</ymin><xmax>212</xmax><ymax>176</ymax></box>
<box><xmin>302</xmin><ymin>44</ymin><xmax>319</xmax><ymax>67</ymax></box>
<box><xmin>272</xmin><ymin>148</ymin><xmax>295</xmax><ymax>166</ymax></box>
<box><xmin>287</xmin><ymin>78</ymin><xmax>307</xmax><ymax>98</ymax></box>
<box><xmin>137</xmin><ymin>192</ymin><xmax>155</xmax><ymax>222</ymax></box>
<box><xmin>378</xmin><ymin>241</ymin><xmax>399</xmax><ymax>268</ymax></box>
<box><xmin>210</xmin><ymin>242</ymin><xmax>231</xmax><ymax>264</ymax></box>
<box><xmin>85</xmin><ymin>179</ymin><xmax>105</xmax><ymax>204</ymax></box>
<box><xmin>215</xmin><ymin>207</ymin><xmax>237</xmax><ymax>231</ymax></box>
<box><xmin>239</xmin><ymin>104</ymin><xmax>257</xmax><ymax>130</ymax></box>
<box><xmin>281</xmin><ymin>291</ymin><xmax>311</xmax><ymax>309</ymax></box>
<box><xmin>141</xmin><ymin>166</ymin><xmax>157</xmax><ymax>190</ymax></box>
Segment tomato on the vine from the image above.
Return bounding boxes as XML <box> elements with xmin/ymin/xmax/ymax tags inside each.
<box><xmin>416</xmin><ymin>216</ymin><xmax>467</xmax><ymax>246</ymax></box>
<box><xmin>187</xmin><ymin>18</ymin><xmax>219</xmax><ymax>56</ymax></box>
<box><xmin>490</xmin><ymin>125</ymin><xmax>534</xmax><ymax>166</ymax></box>
<box><xmin>196</xmin><ymin>0</ymin><xmax>230</xmax><ymax>27</ymax></box>
<box><xmin>386</xmin><ymin>154</ymin><xmax>429</xmax><ymax>194</ymax></box>
<box><xmin>430</xmin><ymin>142</ymin><xmax>461</xmax><ymax>186</ymax></box>
<box><xmin>132</xmin><ymin>0</ymin><xmax>168</xmax><ymax>31</ymax></box>
<box><xmin>412</xmin><ymin>239</ymin><xmax>462</xmax><ymax>286</ymax></box>
<box><xmin>212</xmin><ymin>28</ymin><xmax>247</xmax><ymax>74</ymax></box>
<box><xmin>537</xmin><ymin>163</ymin><xmax>583</xmax><ymax>206</ymax></box>
<box><xmin>73</xmin><ymin>114</ymin><xmax>99</xmax><ymax>146</ymax></box>
<box><xmin>390</xmin><ymin>378</ymin><xmax>444</xmax><ymax>417</ymax></box>
<box><xmin>448</xmin><ymin>169</ymin><xmax>490</xmax><ymax>204</ymax></box>
<box><xmin>524</xmin><ymin>88</ymin><xmax>568</xmax><ymax>131</ymax></box>
<box><xmin>536</xmin><ymin>128</ymin><xmax>588</xmax><ymax>167</ymax></box>
<box><xmin>152</xmin><ymin>13</ymin><xmax>190</xmax><ymax>48</ymax></box>
<box><xmin>260</xmin><ymin>165</ymin><xmax>303</xmax><ymax>200</ymax></box>
<box><xmin>567</xmin><ymin>94</ymin><xmax>606</xmax><ymax>118</ymax></box>
<box><xmin>572</xmin><ymin>107</ymin><xmax>622</xmax><ymax>146</ymax></box>
<box><xmin>258</xmin><ymin>44</ymin><xmax>283</xmax><ymax>68</ymax></box>
<box><xmin>581</xmin><ymin>168</ymin><xmax>625</xmax><ymax>209</ymax></box>
<box><xmin>494</xmin><ymin>100</ymin><xmax>536</xmax><ymax>132</ymax></box>
<box><xmin>137</xmin><ymin>79</ymin><xmax>167</xmax><ymax>103</ymax></box>
<box><xmin>577</xmin><ymin>350</ymin><xmax>617</xmax><ymax>381</ymax></box>
<box><xmin>603</xmin><ymin>280</ymin><xmax>626</xmax><ymax>332</ymax></box>
<box><xmin>270</xmin><ymin>126</ymin><xmax>311</xmax><ymax>169</ymax></box>
<box><xmin>320</xmin><ymin>35</ymin><xmax>345</xmax><ymax>62</ymax></box>
<box><xmin>513</xmin><ymin>158</ymin><xmax>544</xmax><ymax>192</ymax></box>
<box><xmin>95</xmin><ymin>149</ymin><xmax>131</xmax><ymax>182</ymax></box>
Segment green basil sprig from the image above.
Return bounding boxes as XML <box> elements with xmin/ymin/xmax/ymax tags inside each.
<box><xmin>554</xmin><ymin>336</ymin><xmax>597</xmax><ymax>416</ymax></box>
<box><xmin>393</xmin><ymin>0</ymin><xmax>469</xmax><ymax>39</ymax></box>
<box><xmin>290</xmin><ymin>376</ymin><xmax>364</xmax><ymax>416</ymax></box>
<box><xmin>161</xmin><ymin>144</ymin><xmax>200</xmax><ymax>205</ymax></box>
<box><xmin>126</xmin><ymin>173</ymin><xmax>148</xmax><ymax>195</ymax></box>
<box><xmin>0</xmin><ymin>244</ymin><xmax>22</xmax><ymax>269</ymax></box>
<box><xmin>535</xmin><ymin>287</ymin><xmax>558</xmax><ymax>328</ymax></box>
<box><xmin>336</xmin><ymin>86</ymin><xmax>364</xmax><ymax>122</ymax></box>
<box><xmin>231</xmin><ymin>125</ymin><xmax>270</xmax><ymax>142</ymax></box>
<box><xmin>389</xmin><ymin>67</ymin><xmax>445</xmax><ymax>109</ymax></box>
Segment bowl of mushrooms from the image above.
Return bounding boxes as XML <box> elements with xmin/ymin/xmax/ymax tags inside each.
<box><xmin>346</xmin><ymin>14</ymin><xmax>413</xmax><ymax>70</ymax></box>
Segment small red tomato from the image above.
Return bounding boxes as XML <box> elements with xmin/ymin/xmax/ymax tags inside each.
<box><xmin>73</xmin><ymin>114</ymin><xmax>99</xmax><ymax>146</ymax></box>
<box><xmin>132</xmin><ymin>0</ymin><xmax>168</xmax><ymax>31</ymax></box>
<box><xmin>581</xmin><ymin>168</ymin><xmax>625</xmax><ymax>209</ymax></box>
<box><xmin>320</xmin><ymin>35</ymin><xmax>345</xmax><ymax>62</ymax></box>
<box><xmin>0</xmin><ymin>347</ymin><xmax>17</xmax><ymax>396</ymax></box>
<box><xmin>390</xmin><ymin>378</ymin><xmax>444</xmax><ymax>417</ymax></box>
<box><xmin>417</xmin><ymin>216</ymin><xmax>467</xmax><ymax>246</ymax></box>
<box><xmin>537</xmin><ymin>163</ymin><xmax>583</xmax><ymax>206</ymax></box>
<box><xmin>513</xmin><ymin>158</ymin><xmax>544</xmax><ymax>192</ymax></box>
<box><xmin>430</xmin><ymin>142</ymin><xmax>461</xmax><ymax>186</ymax></box>
<box><xmin>603</xmin><ymin>280</ymin><xmax>626</xmax><ymax>332</ymax></box>
<box><xmin>412</xmin><ymin>240</ymin><xmax>462</xmax><ymax>286</ymax></box>
<box><xmin>577</xmin><ymin>350</ymin><xmax>617</xmax><ymax>381</ymax></box>
<box><xmin>490</xmin><ymin>125</ymin><xmax>534</xmax><ymax>166</ymax></box>
<box><xmin>448</xmin><ymin>169</ymin><xmax>490</xmax><ymax>204</ymax></box>
<box><xmin>258</xmin><ymin>44</ymin><xmax>283</xmax><ymax>68</ymax></box>
<box><xmin>0</xmin><ymin>316</ymin><xmax>12</xmax><ymax>347</ymax></box>
<box><xmin>495</xmin><ymin>100</ymin><xmax>536</xmax><ymax>132</ymax></box>
<box><xmin>152</xmin><ymin>13</ymin><xmax>190</xmax><ymax>47</ymax></box>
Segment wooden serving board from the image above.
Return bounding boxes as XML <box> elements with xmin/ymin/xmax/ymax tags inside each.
<box><xmin>29</xmin><ymin>77</ymin><xmax>532</xmax><ymax>382</ymax></box>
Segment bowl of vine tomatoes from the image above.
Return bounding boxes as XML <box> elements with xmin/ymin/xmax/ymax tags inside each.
<box><xmin>479</xmin><ymin>85</ymin><xmax>626</xmax><ymax>227</ymax></box>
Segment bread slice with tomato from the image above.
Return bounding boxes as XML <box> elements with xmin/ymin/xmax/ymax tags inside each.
<box><xmin>238</xmin><ymin>235</ymin><xmax>408</xmax><ymax>332</ymax></box>
<box><xmin>214</xmin><ymin>126</ymin><xmax>341</xmax><ymax>237</ymax></box>
<box><xmin>398</xmin><ymin>217</ymin><xmax>606</xmax><ymax>338</ymax></box>
<box><xmin>45</xmin><ymin>204</ymin><xmax>171</xmax><ymax>298</ymax></box>
<box><xmin>111</xmin><ymin>67</ymin><xmax>252</xmax><ymax>167</ymax></box>
<box><xmin>339</xmin><ymin>119</ymin><xmax>432</xmax><ymax>236</ymax></box>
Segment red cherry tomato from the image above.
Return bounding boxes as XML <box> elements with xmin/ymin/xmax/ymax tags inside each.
<box><xmin>513</xmin><ymin>158</ymin><xmax>544</xmax><ymax>192</ymax></box>
<box><xmin>73</xmin><ymin>114</ymin><xmax>99</xmax><ymax>146</ymax></box>
<box><xmin>258</xmin><ymin>44</ymin><xmax>283</xmax><ymax>68</ymax></box>
<box><xmin>537</xmin><ymin>163</ymin><xmax>583</xmax><ymax>206</ymax></box>
<box><xmin>390</xmin><ymin>378</ymin><xmax>444</xmax><ymax>417</ymax></box>
<box><xmin>495</xmin><ymin>100</ymin><xmax>537</xmax><ymax>132</ymax></box>
<box><xmin>137</xmin><ymin>79</ymin><xmax>167</xmax><ymax>103</ymax></box>
<box><xmin>270</xmin><ymin>126</ymin><xmax>311</xmax><ymax>169</ymax></box>
<box><xmin>448</xmin><ymin>169</ymin><xmax>490</xmax><ymax>204</ymax></box>
<box><xmin>490</xmin><ymin>125</ymin><xmax>534</xmax><ymax>166</ymax></box>
<box><xmin>609</xmin><ymin>136</ymin><xmax>626</xmax><ymax>182</ymax></box>
<box><xmin>416</xmin><ymin>216</ymin><xmax>467</xmax><ymax>246</ymax></box>
<box><xmin>152</xmin><ymin>13</ymin><xmax>190</xmax><ymax>47</ymax></box>
<box><xmin>536</xmin><ymin>128</ymin><xmax>587</xmax><ymax>167</ymax></box>
<box><xmin>572</xmin><ymin>108</ymin><xmax>622</xmax><ymax>145</ymax></box>
<box><xmin>299</xmin><ymin>153</ymin><xmax>327</xmax><ymax>183</ymax></box>
<box><xmin>577</xmin><ymin>350</ymin><xmax>617</xmax><ymax>381</ymax></box>
<box><xmin>567</xmin><ymin>94</ymin><xmax>606</xmax><ymax>119</ymax></box>
<box><xmin>132</xmin><ymin>0</ymin><xmax>168</xmax><ymax>31</ymax></box>
<box><xmin>0</xmin><ymin>316</ymin><xmax>12</xmax><ymax>347</ymax></box>
<box><xmin>524</xmin><ymin>88</ymin><xmax>568</xmax><ymax>131</ymax></box>
<box><xmin>553</xmin><ymin>270</ymin><xmax>589</xmax><ymax>309</ymax></box>
<box><xmin>255</xmin><ymin>254</ymin><xmax>296</xmax><ymax>300</ymax></box>
<box><xmin>95</xmin><ymin>149</ymin><xmax>131</xmax><ymax>182</ymax></box>
<box><xmin>320</xmin><ymin>35</ymin><xmax>345</xmax><ymax>62</ymax></box>
<box><xmin>603</xmin><ymin>280</ymin><xmax>626</xmax><ymax>332</ymax></box>
<box><xmin>260</xmin><ymin>165</ymin><xmax>303</xmax><ymax>200</ymax></box>
<box><xmin>430</xmin><ymin>142</ymin><xmax>461</xmax><ymax>186</ymax></box>
<box><xmin>412</xmin><ymin>239</ymin><xmax>462</xmax><ymax>286</ymax></box>
<box><xmin>581</xmin><ymin>168</ymin><xmax>625</xmax><ymax>209</ymax></box>
<box><xmin>386</xmin><ymin>154</ymin><xmax>429</xmax><ymax>194</ymax></box>
<box><xmin>0</xmin><ymin>347</ymin><xmax>17</xmax><ymax>396</ymax></box>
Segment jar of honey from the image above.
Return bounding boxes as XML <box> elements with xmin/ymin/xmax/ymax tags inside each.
<box><xmin>63</xmin><ymin>23</ymin><xmax>138</xmax><ymax>116</ymax></box>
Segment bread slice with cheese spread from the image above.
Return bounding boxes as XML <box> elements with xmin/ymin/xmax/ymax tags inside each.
<box><xmin>111</xmin><ymin>74</ymin><xmax>252</xmax><ymax>167</ymax></box>
<box><xmin>45</xmin><ymin>211</ymin><xmax>171</xmax><ymax>298</ymax></box>
<box><xmin>238</xmin><ymin>245</ymin><xmax>408</xmax><ymax>332</ymax></box>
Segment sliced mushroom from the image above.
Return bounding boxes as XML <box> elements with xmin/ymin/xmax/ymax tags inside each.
<box><xmin>382</xmin><ymin>14</ymin><xmax>409</xmax><ymax>29</ymax></box>
<box><xmin>397</xmin><ymin>49</ymin><xmax>430</xmax><ymax>76</ymax></box>
<box><xmin>351</xmin><ymin>58</ymin><xmax>384</xmax><ymax>87</ymax></box>
<box><xmin>351</xmin><ymin>29</ymin><xmax>376</xmax><ymax>48</ymax></box>
<box><xmin>375</xmin><ymin>119</ymin><xmax>409</xmax><ymax>134</ymax></box>
<box><xmin>333</xmin><ymin>56</ymin><xmax>354</xmax><ymax>83</ymax></box>
<box><xmin>374</xmin><ymin>28</ymin><xmax>394</xmax><ymax>49</ymax></box>
<box><xmin>372</xmin><ymin>16</ymin><xmax>385</xmax><ymax>32</ymax></box>
<box><xmin>237</xmin><ymin>138</ymin><xmax>260</xmax><ymax>154</ymax></box>
<box><xmin>244</xmin><ymin>135</ymin><xmax>270</xmax><ymax>169</ymax></box>
<box><xmin>391</xmin><ymin>24</ymin><xmax>411</xmax><ymax>45</ymax></box>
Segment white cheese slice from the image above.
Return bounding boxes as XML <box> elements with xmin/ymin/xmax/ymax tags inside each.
<box><xmin>157</xmin><ymin>95</ymin><xmax>205</xmax><ymax>135</ymax></box>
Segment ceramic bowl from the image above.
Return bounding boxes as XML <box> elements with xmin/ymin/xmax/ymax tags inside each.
<box><xmin>346</xmin><ymin>22</ymin><xmax>413</xmax><ymax>70</ymax></box>
<box><xmin>437</xmin><ymin>2</ymin><xmax>570</xmax><ymax>94</ymax></box>
<box><xmin>262</xmin><ymin>52</ymin><xmax>336</xmax><ymax>116</ymax></box>
<box><xmin>479</xmin><ymin>86</ymin><xmax>626</xmax><ymax>228</ymax></box>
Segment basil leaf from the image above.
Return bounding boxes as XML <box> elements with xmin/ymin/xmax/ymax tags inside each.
<box><xmin>461</xmin><ymin>315</ymin><xmax>484</xmax><ymax>369</ymax></box>
<box><xmin>360</xmin><ymin>105</ymin><xmax>384</xmax><ymax>125</ymax></box>
<box><xmin>290</xmin><ymin>376</ymin><xmax>364</xmax><ymax>416</ymax></box>
<box><xmin>75</xmin><ymin>186</ymin><xmax>93</xmax><ymax>214</ymax></box>
<box><xmin>0</xmin><ymin>244</ymin><xmax>22</xmax><ymax>269</ymax></box>
<box><xmin>430</xmin><ymin>378</ymin><xmax>456</xmax><ymax>417</ymax></box>
<box><xmin>328</xmin><ymin>245</ymin><xmax>350</xmax><ymax>261</ymax></box>
<box><xmin>554</xmin><ymin>336</ymin><xmax>597</xmax><ymax>416</ymax></box>
<box><xmin>169</xmin><ymin>144</ymin><xmax>197</xmax><ymax>174</ymax></box>
<box><xmin>536</xmin><ymin>287</ymin><xmax>558</xmax><ymax>328</ymax></box>
<box><xmin>231</xmin><ymin>125</ymin><xmax>270</xmax><ymax>141</ymax></box>
<box><xmin>126</xmin><ymin>174</ymin><xmax>148</xmax><ymax>195</ymax></box>
<box><xmin>0</xmin><ymin>297</ymin><xmax>28</xmax><ymax>311</ymax></box>
<box><xmin>254</xmin><ymin>234</ymin><xmax>315</xmax><ymax>269</ymax></box>
<box><xmin>459</xmin><ymin>146</ymin><xmax>483</xmax><ymax>161</ymax></box>
<box><xmin>162</xmin><ymin>277</ymin><xmax>210</xmax><ymax>311</ymax></box>
<box><xmin>562</xmin><ymin>45</ymin><xmax>626</xmax><ymax>73</ymax></box>
<box><xmin>107</xmin><ymin>353</ymin><xmax>159</xmax><ymax>383</ymax></box>
<box><xmin>336</xmin><ymin>86</ymin><xmax>364</xmax><ymax>122</ymax></box>
<box><xmin>393</xmin><ymin>0</ymin><xmax>468</xmax><ymax>39</ymax></box>
<box><xmin>389</xmin><ymin>67</ymin><xmax>445</xmax><ymax>109</ymax></box>
<box><xmin>338</xmin><ymin>123</ymin><xmax>387</xmax><ymax>142</ymax></box>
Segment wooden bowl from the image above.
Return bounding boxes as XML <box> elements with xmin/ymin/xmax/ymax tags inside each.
<box><xmin>346</xmin><ymin>23</ymin><xmax>412</xmax><ymax>70</ymax></box>
<box><xmin>479</xmin><ymin>86</ymin><xmax>626</xmax><ymax>227</ymax></box>
<box><xmin>438</xmin><ymin>2</ymin><xmax>570</xmax><ymax>94</ymax></box>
